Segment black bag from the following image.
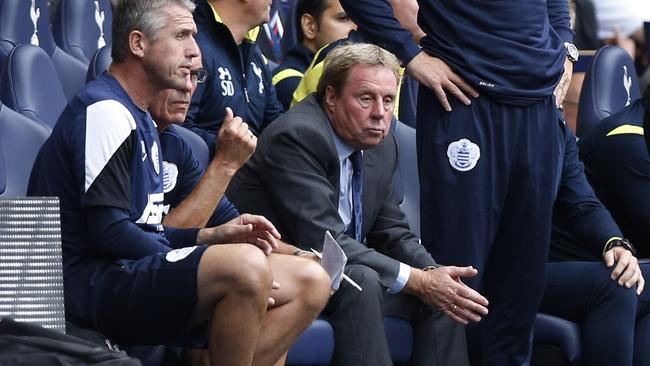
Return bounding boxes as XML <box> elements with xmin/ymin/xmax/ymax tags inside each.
<box><xmin>0</xmin><ymin>318</ymin><xmax>142</xmax><ymax>366</ymax></box>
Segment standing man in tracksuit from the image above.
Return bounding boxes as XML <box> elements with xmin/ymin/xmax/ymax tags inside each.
<box><xmin>338</xmin><ymin>0</ymin><xmax>575</xmax><ymax>364</ymax></box>
<box><xmin>184</xmin><ymin>0</ymin><xmax>284</xmax><ymax>156</ymax></box>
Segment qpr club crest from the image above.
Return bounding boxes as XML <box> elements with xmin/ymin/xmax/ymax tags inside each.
<box><xmin>162</xmin><ymin>161</ymin><xmax>178</xmax><ymax>193</ymax></box>
<box><xmin>151</xmin><ymin>141</ymin><xmax>160</xmax><ymax>175</ymax></box>
<box><xmin>447</xmin><ymin>138</ymin><xmax>480</xmax><ymax>172</ymax></box>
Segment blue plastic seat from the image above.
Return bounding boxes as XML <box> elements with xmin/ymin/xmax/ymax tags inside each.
<box><xmin>0</xmin><ymin>0</ymin><xmax>86</xmax><ymax>101</ymax></box>
<box><xmin>0</xmin><ymin>102</ymin><xmax>50</xmax><ymax>197</ymax></box>
<box><xmin>286</xmin><ymin>319</ymin><xmax>335</xmax><ymax>365</ymax></box>
<box><xmin>577</xmin><ymin>45</ymin><xmax>641</xmax><ymax>138</ymax></box>
<box><xmin>86</xmin><ymin>45</ymin><xmax>112</xmax><ymax>83</ymax></box>
<box><xmin>392</xmin><ymin>119</ymin><xmax>420</xmax><ymax>237</ymax></box>
<box><xmin>51</xmin><ymin>0</ymin><xmax>113</xmax><ymax>65</ymax></box>
<box><xmin>0</xmin><ymin>44</ymin><xmax>67</xmax><ymax>130</ymax></box>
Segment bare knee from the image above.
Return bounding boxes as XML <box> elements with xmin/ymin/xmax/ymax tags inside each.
<box><xmin>200</xmin><ymin>244</ymin><xmax>273</xmax><ymax>299</ymax></box>
<box><xmin>228</xmin><ymin>246</ymin><xmax>273</xmax><ymax>296</ymax></box>
<box><xmin>293</xmin><ymin>258</ymin><xmax>331</xmax><ymax>312</ymax></box>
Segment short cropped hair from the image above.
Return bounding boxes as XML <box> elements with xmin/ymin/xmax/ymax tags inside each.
<box><xmin>316</xmin><ymin>43</ymin><xmax>401</xmax><ymax>101</ymax></box>
<box><xmin>111</xmin><ymin>0</ymin><xmax>195</xmax><ymax>63</ymax></box>
<box><xmin>296</xmin><ymin>0</ymin><xmax>329</xmax><ymax>43</ymax></box>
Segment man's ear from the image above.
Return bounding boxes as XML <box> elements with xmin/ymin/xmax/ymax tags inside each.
<box><xmin>129</xmin><ymin>30</ymin><xmax>146</xmax><ymax>59</ymax></box>
<box><xmin>301</xmin><ymin>14</ymin><xmax>317</xmax><ymax>41</ymax></box>
<box><xmin>324</xmin><ymin>85</ymin><xmax>336</xmax><ymax>111</ymax></box>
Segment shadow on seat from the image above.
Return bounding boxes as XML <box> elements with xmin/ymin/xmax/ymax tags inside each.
<box><xmin>577</xmin><ymin>45</ymin><xmax>641</xmax><ymax>138</ymax></box>
<box><xmin>0</xmin><ymin>0</ymin><xmax>87</xmax><ymax>100</ymax></box>
<box><xmin>86</xmin><ymin>45</ymin><xmax>112</xmax><ymax>83</ymax></box>
<box><xmin>0</xmin><ymin>102</ymin><xmax>49</xmax><ymax>197</ymax></box>
<box><xmin>0</xmin><ymin>44</ymin><xmax>67</xmax><ymax>130</ymax></box>
<box><xmin>51</xmin><ymin>0</ymin><xmax>113</xmax><ymax>65</ymax></box>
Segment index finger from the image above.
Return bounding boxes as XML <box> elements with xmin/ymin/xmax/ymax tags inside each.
<box><xmin>456</xmin><ymin>283</ymin><xmax>489</xmax><ymax>307</ymax></box>
<box><xmin>258</xmin><ymin>230</ymin><xmax>279</xmax><ymax>250</ymax></box>
<box><xmin>449</xmin><ymin>73</ymin><xmax>479</xmax><ymax>98</ymax></box>
<box><xmin>611</xmin><ymin>253</ymin><xmax>631</xmax><ymax>281</ymax></box>
<box><xmin>247</xmin><ymin>214</ymin><xmax>281</xmax><ymax>239</ymax></box>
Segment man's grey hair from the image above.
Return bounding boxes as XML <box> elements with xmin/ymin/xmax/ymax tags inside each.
<box><xmin>316</xmin><ymin>43</ymin><xmax>401</xmax><ymax>101</ymax></box>
<box><xmin>111</xmin><ymin>0</ymin><xmax>195</xmax><ymax>63</ymax></box>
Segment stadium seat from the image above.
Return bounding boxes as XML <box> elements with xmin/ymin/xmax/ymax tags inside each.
<box><xmin>385</xmin><ymin>316</ymin><xmax>413</xmax><ymax>364</ymax></box>
<box><xmin>0</xmin><ymin>44</ymin><xmax>67</xmax><ymax>130</ymax></box>
<box><xmin>86</xmin><ymin>45</ymin><xmax>112</xmax><ymax>83</ymax></box>
<box><xmin>0</xmin><ymin>0</ymin><xmax>86</xmax><ymax>101</ymax></box>
<box><xmin>532</xmin><ymin>313</ymin><xmax>582</xmax><ymax>365</ymax></box>
<box><xmin>577</xmin><ymin>45</ymin><xmax>641</xmax><ymax>138</ymax></box>
<box><xmin>286</xmin><ymin>319</ymin><xmax>335</xmax><ymax>365</ymax></box>
<box><xmin>0</xmin><ymin>102</ymin><xmax>49</xmax><ymax>197</ymax></box>
<box><xmin>51</xmin><ymin>0</ymin><xmax>112</xmax><ymax>65</ymax></box>
<box><xmin>392</xmin><ymin>119</ymin><xmax>420</xmax><ymax>237</ymax></box>
<box><xmin>390</xmin><ymin>119</ymin><xmax>583</xmax><ymax>366</ymax></box>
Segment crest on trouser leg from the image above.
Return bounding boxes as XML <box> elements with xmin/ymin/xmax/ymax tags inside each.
<box><xmin>447</xmin><ymin>138</ymin><xmax>480</xmax><ymax>172</ymax></box>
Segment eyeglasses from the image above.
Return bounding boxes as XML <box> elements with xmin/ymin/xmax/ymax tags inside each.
<box><xmin>190</xmin><ymin>69</ymin><xmax>208</xmax><ymax>84</ymax></box>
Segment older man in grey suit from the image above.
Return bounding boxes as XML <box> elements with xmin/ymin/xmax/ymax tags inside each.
<box><xmin>227</xmin><ymin>43</ymin><xmax>489</xmax><ymax>366</ymax></box>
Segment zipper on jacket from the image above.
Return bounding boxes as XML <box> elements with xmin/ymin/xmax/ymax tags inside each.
<box><xmin>243</xmin><ymin>74</ymin><xmax>250</xmax><ymax>103</ymax></box>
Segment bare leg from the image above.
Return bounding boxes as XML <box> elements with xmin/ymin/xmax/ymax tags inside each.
<box><xmin>190</xmin><ymin>244</ymin><xmax>273</xmax><ymax>366</ymax></box>
<box><xmin>252</xmin><ymin>254</ymin><xmax>331</xmax><ymax>366</ymax></box>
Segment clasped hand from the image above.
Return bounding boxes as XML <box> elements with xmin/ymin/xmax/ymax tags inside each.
<box><xmin>197</xmin><ymin>214</ymin><xmax>281</xmax><ymax>255</ymax></box>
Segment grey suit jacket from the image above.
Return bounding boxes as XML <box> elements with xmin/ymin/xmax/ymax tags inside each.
<box><xmin>227</xmin><ymin>94</ymin><xmax>436</xmax><ymax>288</ymax></box>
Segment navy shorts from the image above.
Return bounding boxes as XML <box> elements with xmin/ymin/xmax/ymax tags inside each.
<box><xmin>64</xmin><ymin>245</ymin><xmax>210</xmax><ymax>347</ymax></box>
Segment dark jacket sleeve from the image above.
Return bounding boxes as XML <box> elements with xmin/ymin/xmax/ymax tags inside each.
<box><xmin>365</xmin><ymin>172</ymin><xmax>436</xmax><ymax>268</ymax></box>
<box><xmin>164</xmin><ymin>226</ymin><xmax>200</xmax><ymax>249</ymax></box>
<box><xmin>554</xmin><ymin>129</ymin><xmax>622</xmax><ymax>257</ymax></box>
<box><xmin>339</xmin><ymin>0</ymin><xmax>421</xmax><ymax>65</ymax></box>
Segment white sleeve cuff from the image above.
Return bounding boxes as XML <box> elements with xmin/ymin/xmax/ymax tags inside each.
<box><xmin>388</xmin><ymin>262</ymin><xmax>411</xmax><ymax>294</ymax></box>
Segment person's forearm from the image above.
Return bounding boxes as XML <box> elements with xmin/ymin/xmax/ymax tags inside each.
<box><xmin>163</xmin><ymin>157</ymin><xmax>238</xmax><ymax>228</ymax></box>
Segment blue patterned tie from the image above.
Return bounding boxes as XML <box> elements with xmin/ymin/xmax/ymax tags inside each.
<box><xmin>348</xmin><ymin>151</ymin><xmax>363</xmax><ymax>242</ymax></box>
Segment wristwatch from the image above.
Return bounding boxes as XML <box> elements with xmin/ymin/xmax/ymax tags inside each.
<box><xmin>564</xmin><ymin>42</ymin><xmax>579</xmax><ymax>63</ymax></box>
<box><xmin>603</xmin><ymin>237</ymin><xmax>637</xmax><ymax>256</ymax></box>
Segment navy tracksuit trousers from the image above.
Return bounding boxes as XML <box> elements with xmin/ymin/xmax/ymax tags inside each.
<box><xmin>542</xmin><ymin>261</ymin><xmax>650</xmax><ymax>366</ymax></box>
<box><xmin>417</xmin><ymin>87</ymin><xmax>564</xmax><ymax>366</ymax></box>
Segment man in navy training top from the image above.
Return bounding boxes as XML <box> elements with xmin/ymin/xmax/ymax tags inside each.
<box><xmin>184</xmin><ymin>0</ymin><xmax>284</xmax><ymax>156</ymax></box>
<box><xmin>271</xmin><ymin>0</ymin><xmax>356</xmax><ymax>110</ymax></box>
<box><xmin>337</xmin><ymin>0</ymin><xmax>575</xmax><ymax>364</ymax></box>
<box><xmin>27</xmin><ymin>1</ymin><xmax>330</xmax><ymax>365</ymax></box>
<box><xmin>576</xmin><ymin>86</ymin><xmax>650</xmax><ymax>258</ymax></box>
<box><xmin>545</xmin><ymin>118</ymin><xmax>649</xmax><ymax>366</ymax></box>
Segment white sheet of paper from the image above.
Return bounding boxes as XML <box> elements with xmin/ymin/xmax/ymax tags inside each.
<box><xmin>321</xmin><ymin>230</ymin><xmax>348</xmax><ymax>290</ymax></box>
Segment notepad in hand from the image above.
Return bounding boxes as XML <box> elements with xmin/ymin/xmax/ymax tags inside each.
<box><xmin>321</xmin><ymin>230</ymin><xmax>348</xmax><ymax>290</ymax></box>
